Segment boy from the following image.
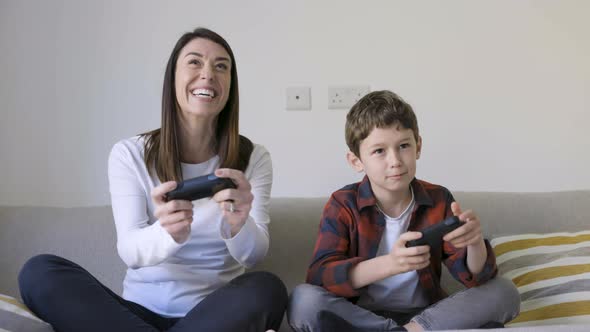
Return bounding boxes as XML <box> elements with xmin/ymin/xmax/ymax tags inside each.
<box><xmin>288</xmin><ymin>91</ymin><xmax>520</xmax><ymax>331</ymax></box>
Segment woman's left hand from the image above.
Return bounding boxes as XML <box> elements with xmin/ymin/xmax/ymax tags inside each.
<box><xmin>212</xmin><ymin>168</ymin><xmax>254</xmax><ymax>237</ymax></box>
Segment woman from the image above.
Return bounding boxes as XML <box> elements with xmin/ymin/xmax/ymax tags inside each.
<box><xmin>19</xmin><ymin>27</ymin><xmax>287</xmax><ymax>332</ymax></box>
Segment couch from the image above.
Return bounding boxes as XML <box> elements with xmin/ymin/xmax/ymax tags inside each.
<box><xmin>1</xmin><ymin>191</ymin><xmax>589</xmax><ymax>332</ymax></box>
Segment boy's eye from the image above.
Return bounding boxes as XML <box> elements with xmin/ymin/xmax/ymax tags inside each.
<box><xmin>372</xmin><ymin>148</ymin><xmax>384</xmax><ymax>155</ymax></box>
<box><xmin>400</xmin><ymin>143</ymin><xmax>411</xmax><ymax>149</ymax></box>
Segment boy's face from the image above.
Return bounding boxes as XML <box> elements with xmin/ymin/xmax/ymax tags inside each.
<box><xmin>347</xmin><ymin>125</ymin><xmax>422</xmax><ymax>200</ymax></box>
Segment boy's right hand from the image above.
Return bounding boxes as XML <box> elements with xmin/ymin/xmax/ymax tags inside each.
<box><xmin>389</xmin><ymin>232</ymin><xmax>431</xmax><ymax>274</ymax></box>
<box><xmin>152</xmin><ymin>181</ymin><xmax>194</xmax><ymax>244</ymax></box>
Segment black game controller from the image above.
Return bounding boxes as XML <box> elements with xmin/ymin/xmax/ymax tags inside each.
<box><xmin>165</xmin><ymin>173</ymin><xmax>236</xmax><ymax>202</ymax></box>
<box><xmin>405</xmin><ymin>216</ymin><xmax>465</xmax><ymax>248</ymax></box>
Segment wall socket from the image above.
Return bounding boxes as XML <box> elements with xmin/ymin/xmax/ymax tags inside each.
<box><xmin>328</xmin><ymin>85</ymin><xmax>370</xmax><ymax>109</ymax></box>
<box><xmin>286</xmin><ymin>86</ymin><xmax>311</xmax><ymax>111</ymax></box>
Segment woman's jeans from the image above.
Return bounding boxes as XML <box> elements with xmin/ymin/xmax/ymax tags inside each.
<box><xmin>19</xmin><ymin>254</ymin><xmax>288</xmax><ymax>332</ymax></box>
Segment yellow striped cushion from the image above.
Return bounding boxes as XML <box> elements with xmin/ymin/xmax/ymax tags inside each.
<box><xmin>0</xmin><ymin>293</ymin><xmax>53</xmax><ymax>331</ymax></box>
<box><xmin>491</xmin><ymin>231</ymin><xmax>590</xmax><ymax>327</ymax></box>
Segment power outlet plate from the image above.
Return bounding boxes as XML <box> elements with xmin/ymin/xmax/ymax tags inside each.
<box><xmin>328</xmin><ymin>85</ymin><xmax>370</xmax><ymax>109</ymax></box>
<box><xmin>286</xmin><ymin>87</ymin><xmax>311</xmax><ymax>111</ymax></box>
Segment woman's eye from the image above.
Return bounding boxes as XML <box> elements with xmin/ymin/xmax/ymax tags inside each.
<box><xmin>189</xmin><ymin>59</ymin><xmax>201</xmax><ymax>66</ymax></box>
<box><xmin>216</xmin><ymin>63</ymin><xmax>229</xmax><ymax>70</ymax></box>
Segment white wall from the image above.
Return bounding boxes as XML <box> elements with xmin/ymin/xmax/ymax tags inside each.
<box><xmin>1</xmin><ymin>0</ymin><xmax>589</xmax><ymax>207</ymax></box>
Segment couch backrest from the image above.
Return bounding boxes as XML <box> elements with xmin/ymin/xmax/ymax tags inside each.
<box><xmin>0</xmin><ymin>206</ymin><xmax>124</xmax><ymax>298</ymax></box>
<box><xmin>256</xmin><ymin>191</ymin><xmax>590</xmax><ymax>294</ymax></box>
<box><xmin>453</xmin><ymin>191</ymin><xmax>589</xmax><ymax>236</ymax></box>
<box><xmin>254</xmin><ymin>198</ymin><xmax>326</xmax><ymax>293</ymax></box>
<box><xmin>1</xmin><ymin>190</ymin><xmax>589</xmax><ymax>299</ymax></box>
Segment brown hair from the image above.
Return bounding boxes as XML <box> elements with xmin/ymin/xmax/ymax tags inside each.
<box><xmin>140</xmin><ymin>27</ymin><xmax>252</xmax><ymax>182</ymax></box>
<box><xmin>345</xmin><ymin>90</ymin><xmax>419</xmax><ymax>157</ymax></box>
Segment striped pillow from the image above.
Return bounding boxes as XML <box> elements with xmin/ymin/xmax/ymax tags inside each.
<box><xmin>0</xmin><ymin>293</ymin><xmax>54</xmax><ymax>332</ymax></box>
<box><xmin>491</xmin><ymin>231</ymin><xmax>590</xmax><ymax>327</ymax></box>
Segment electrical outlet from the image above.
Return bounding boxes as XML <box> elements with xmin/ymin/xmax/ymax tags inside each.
<box><xmin>286</xmin><ymin>87</ymin><xmax>311</xmax><ymax>111</ymax></box>
<box><xmin>328</xmin><ymin>85</ymin><xmax>370</xmax><ymax>109</ymax></box>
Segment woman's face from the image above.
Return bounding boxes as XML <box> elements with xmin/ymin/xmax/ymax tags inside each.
<box><xmin>174</xmin><ymin>38</ymin><xmax>232</xmax><ymax>119</ymax></box>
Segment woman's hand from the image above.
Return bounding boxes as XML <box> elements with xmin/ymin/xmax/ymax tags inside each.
<box><xmin>151</xmin><ymin>181</ymin><xmax>194</xmax><ymax>243</ymax></box>
<box><xmin>212</xmin><ymin>168</ymin><xmax>254</xmax><ymax>237</ymax></box>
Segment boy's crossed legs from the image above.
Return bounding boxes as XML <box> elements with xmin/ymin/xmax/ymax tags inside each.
<box><xmin>288</xmin><ymin>277</ymin><xmax>520</xmax><ymax>331</ymax></box>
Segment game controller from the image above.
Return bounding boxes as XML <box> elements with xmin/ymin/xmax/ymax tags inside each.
<box><xmin>405</xmin><ymin>216</ymin><xmax>465</xmax><ymax>248</ymax></box>
<box><xmin>165</xmin><ymin>173</ymin><xmax>236</xmax><ymax>201</ymax></box>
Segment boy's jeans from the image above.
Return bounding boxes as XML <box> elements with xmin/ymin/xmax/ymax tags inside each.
<box><xmin>288</xmin><ymin>277</ymin><xmax>520</xmax><ymax>331</ymax></box>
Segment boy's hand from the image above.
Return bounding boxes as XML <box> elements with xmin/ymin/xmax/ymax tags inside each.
<box><xmin>443</xmin><ymin>201</ymin><xmax>484</xmax><ymax>248</ymax></box>
<box><xmin>389</xmin><ymin>232</ymin><xmax>431</xmax><ymax>274</ymax></box>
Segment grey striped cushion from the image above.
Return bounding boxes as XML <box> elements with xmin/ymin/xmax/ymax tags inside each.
<box><xmin>491</xmin><ymin>231</ymin><xmax>590</xmax><ymax>327</ymax></box>
<box><xmin>0</xmin><ymin>293</ymin><xmax>54</xmax><ymax>332</ymax></box>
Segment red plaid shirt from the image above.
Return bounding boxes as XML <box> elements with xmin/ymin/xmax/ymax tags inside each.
<box><xmin>306</xmin><ymin>176</ymin><xmax>497</xmax><ymax>303</ymax></box>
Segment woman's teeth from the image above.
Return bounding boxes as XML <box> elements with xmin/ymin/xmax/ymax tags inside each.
<box><xmin>192</xmin><ymin>89</ymin><xmax>216</xmax><ymax>98</ymax></box>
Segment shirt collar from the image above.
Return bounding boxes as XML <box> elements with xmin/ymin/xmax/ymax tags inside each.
<box><xmin>356</xmin><ymin>175</ymin><xmax>434</xmax><ymax>210</ymax></box>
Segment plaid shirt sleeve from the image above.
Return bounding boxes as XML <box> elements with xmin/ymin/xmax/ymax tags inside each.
<box><xmin>305</xmin><ymin>195</ymin><xmax>365</xmax><ymax>298</ymax></box>
<box><xmin>443</xmin><ymin>240</ymin><xmax>498</xmax><ymax>287</ymax></box>
<box><xmin>442</xmin><ymin>193</ymin><xmax>498</xmax><ymax>287</ymax></box>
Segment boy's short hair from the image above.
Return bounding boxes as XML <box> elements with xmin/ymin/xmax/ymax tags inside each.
<box><xmin>345</xmin><ymin>90</ymin><xmax>420</xmax><ymax>157</ymax></box>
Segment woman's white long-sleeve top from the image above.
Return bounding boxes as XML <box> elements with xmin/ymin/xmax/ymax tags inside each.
<box><xmin>108</xmin><ymin>136</ymin><xmax>272</xmax><ymax>317</ymax></box>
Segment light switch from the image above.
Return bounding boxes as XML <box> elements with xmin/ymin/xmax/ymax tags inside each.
<box><xmin>286</xmin><ymin>87</ymin><xmax>311</xmax><ymax>111</ymax></box>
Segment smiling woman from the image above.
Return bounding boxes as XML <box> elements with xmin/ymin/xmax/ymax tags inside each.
<box><xmin>175</xmin><ymin>39</ymin><xmax>232</xmax><ymax>119</ymax></box>
<box><xmin>18</xmin><ymin>27</ymin><xmax>287</xmax><ymax>332</ymax></box>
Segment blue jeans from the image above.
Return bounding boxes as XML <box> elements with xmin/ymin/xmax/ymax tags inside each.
<box><xmin>288</xmin><ymin>277</ymin><xmax>520</xmax><ymax>331</ymax></box>
<box><xmin>19</xmin><ymin>254</ymin><xmax>287</xmax><ymax>332</ymax></box>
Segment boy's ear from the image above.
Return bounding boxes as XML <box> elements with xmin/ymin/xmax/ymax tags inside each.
<box><xmin>346</xmin><ymin>151</ymin><xmax>364</xmax><ymax>173</ymax></box>
<box><xmin>416</xmin><ymin>135</ymin><xmax>422</xmax><ymax>159</ymax></box>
